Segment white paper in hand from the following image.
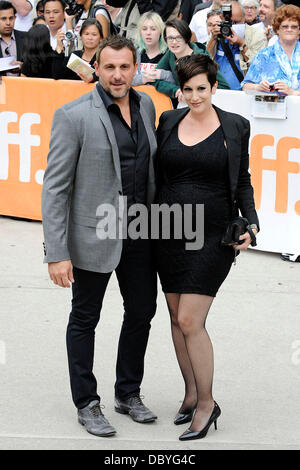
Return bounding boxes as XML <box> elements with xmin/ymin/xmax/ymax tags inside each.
<box><xmin>67</xmin><ymin>53</ymin><xmax>95</xmax><ymax>79</ymax></box>
<box><xmin>0</xmin><ymin>56</ymin><xmax>19</xmax><ymax>72</ymax></box>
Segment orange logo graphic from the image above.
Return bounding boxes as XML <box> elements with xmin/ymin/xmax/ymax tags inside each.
<box><xmin>0</xmin><ymin>78</ymin><xmax>171</xmax><ymax>220</ymax></box>
<box><xmin>250</xmin><ymin>134</ymin><xmax>300</xmax><ymax>215</ymax></box>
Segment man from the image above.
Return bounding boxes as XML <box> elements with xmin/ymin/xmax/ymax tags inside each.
<box><xmin>44</xmin><ymin>0</ymin><xmax>66</xmax><ymax>50</ymax></box>
<box><xmin>258</xmin><ymin>0</ymin><xmax>283</xmax><ymax>42</ymax></box>
<box><xmin>206</xmin><ymin>0</ymin><xmax>267</xmax><ymax>89</ymax></box>
<box><xmin>190</xmin><ymin>0</ymin><xmax>237</xmax><ymax>44</ymax></box>
<box><xmin>106</xmin><ymin>0</ymin><xmax>181</xmax><ymax>40</ymax></box>
<box><xmin>0</xmin><ymin>0</ymin><xmax>26</xmax><ymax>76</ymax></box>
<box><xmin>42</xmin><ymin>35</ymin><xmax>158</xmax><ymax>437</ymax></box>
<box><xmin>10</xmin><ymin>0</ymin><xmax>34</xmax><ymax>31</ymax></box>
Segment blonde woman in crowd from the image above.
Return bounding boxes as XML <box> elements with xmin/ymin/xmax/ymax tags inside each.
<box><xmin>133</xmin><ymin>11</ymin><xmax>173</xmax><ymax>86</ymax></box>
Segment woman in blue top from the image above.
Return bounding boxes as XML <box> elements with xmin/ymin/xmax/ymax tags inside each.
<box><xmin>242</xmin><ymin>4</ymin><xmax>300</xmax><ymax>96</ymax></box>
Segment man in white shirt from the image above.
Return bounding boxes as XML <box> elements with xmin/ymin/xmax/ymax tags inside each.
<box><xmin>258</xmin><ymin>0</ymin><xmax>283</xmax><ymax>43</ymax></box>
<box><xmin>10</xmin><ymin>0</ymin><xmax>34</xmax><ymax>31</ymax></box>
<box><xmin>44</xmin><ymin>0</ymin><xmax>66</xmax><ymax>50</ymax></box>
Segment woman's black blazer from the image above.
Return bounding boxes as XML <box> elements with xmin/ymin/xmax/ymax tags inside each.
<box><xmin>156</xmin><ymin>105</ymin><xmax>260</xmax><ymax>229</ymax></box>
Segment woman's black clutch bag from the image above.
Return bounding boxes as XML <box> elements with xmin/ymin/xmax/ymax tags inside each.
<box><xmin>221</xmin><ymin>217</ymin><xmax>257</xmax><ymax>247</ymax></box>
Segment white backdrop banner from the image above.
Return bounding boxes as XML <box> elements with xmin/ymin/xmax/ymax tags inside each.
<box><xmin>213</xmin><ymin>90</ymin><xmax>300</xmax><ymax>255</ymax></box>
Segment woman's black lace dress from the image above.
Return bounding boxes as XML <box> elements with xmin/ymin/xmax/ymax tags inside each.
<box><xmin>156</xmin><ymin>124</ymin><xmax>235</xmax><ymax>297</ymax></box>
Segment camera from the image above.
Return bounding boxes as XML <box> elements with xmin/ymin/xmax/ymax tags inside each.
<box><xmin>65</xmin><ymin>29</ymin><xmax>76</xmax><ymax>40</ymax></box>
<box><xmin>219</xmin><ymin>4</ymin><xmax>233</xmax><ymax>38</ymax></box>
<box><xmin>65</xmin><ymin>0</ymin><xmax>84</xmax><ymax>16</ymax></box>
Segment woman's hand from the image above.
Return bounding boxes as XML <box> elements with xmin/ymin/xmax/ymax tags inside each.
<box><xmin>175</xmin><ymin>88</ymin><xmax>184</xmax><ymax>102</ymax></box>
<box><xmin>77</xmin><ymin>72</ymin><xmax>94</xmax><ymax>83</ymax></box>
<box><xmin>274</xmin><ymin>81</ymin><xmax>292</xmax><ymax>95</ymax></box>
<box><xmin>142</xmin><ymin>70</ymin><xmax>156</xmax><ymax>83</ymax></box>
<box><xmin>257</xmin><ymin>80</ymin><xmax>272</xmax><ymax>92</ymax></box>
<box><xmin>233</xmin><ymin>228</ymin><xmax>257</xmax><ymax>251</ymax></box>
<box><xmin>142</xmin><ymin>69</ymin><xmax>162</xmax><ymax>84</ymax></box>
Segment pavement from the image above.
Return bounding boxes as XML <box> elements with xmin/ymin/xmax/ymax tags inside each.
<box><xmin>0</xmin><ymin>215</ymin><xmax>300</xmax><ymax>451</ymax></box>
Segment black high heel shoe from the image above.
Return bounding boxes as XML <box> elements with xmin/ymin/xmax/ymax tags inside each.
<box><xmin>179</xmin><ymin>402</ymin><xmax>221</xmax><ymax>441</ymax></box>
<box><xmin>174</xmin><ymin>406</ymin><xmax>196</xmax><ymax>425</ymax></box>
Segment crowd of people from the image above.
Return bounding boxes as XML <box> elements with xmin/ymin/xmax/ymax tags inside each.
<box><xmin>0</xmin><ymin>0</ymin><xmax>300</xmax><ymax>97</ymax></box>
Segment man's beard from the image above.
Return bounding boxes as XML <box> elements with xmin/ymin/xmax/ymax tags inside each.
<box><xmin>100</xmin><ymin>78</ymin><xmax>130</xmax><ymax>99</ymax></box>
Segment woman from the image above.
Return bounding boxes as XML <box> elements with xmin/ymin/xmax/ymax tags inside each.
<box><xmin>133</xmin><ymin>11</ymin><xmax>171</xmax><ymax>85</ymax></box>
<box><xmin>242</xmin><ymin>4</ymin><xmax>300</xmax><ymax>95</ymax></box>
<box><xmin>52</xmin><ymin>19</ymin><xmax>103</xmax><ymax>82</ymax></box>
<box><xmin>154</xmin><ymin>18</ymin><xmax>230</xmax><ymax>103</ymax></box>
<box><xmin>65</xmin><ymin>0</ymin><xmax>115</xmax><ymax>44</ymax></box>
<box><xmin>21</xmin><ymin>25</ymin><xmax>54</xmax><ymax>78</ymax></box>
<box><xmin>155</xmin><ymin>54</ymin><xmax>259</xmax><ymax>440</ymax></box>
<box><xmin>242</xmin><ymin>0</ymin><xmax>260</xmax><ymax>26</ymax></box>
<box><xmin>32</xmin><ymin>15</ymin><xmax>46</xmax><ymax>26</ymax></box>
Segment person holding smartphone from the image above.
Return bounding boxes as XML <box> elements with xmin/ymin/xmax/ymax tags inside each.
<box><xmin>242</xmin><ymin>3</ymin><xmax>300</xmax><ymax>95</ymax></box>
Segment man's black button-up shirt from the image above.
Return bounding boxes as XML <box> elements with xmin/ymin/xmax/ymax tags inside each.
<box><xmin>97</xmin><ymin>84</ymin><xmax>150</xmax><ymax>208</ymax></box>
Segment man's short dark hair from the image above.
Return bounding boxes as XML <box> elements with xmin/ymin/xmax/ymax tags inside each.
<box><xmin>175</xmin><ymin>54</ymin><xmax>219</xmax><ymax>90</ymax></box>
<box><xmin>43</xmin><ymin>0</ymin><xmax>66</xmax><ymax>10</ymax></box>
<box><xmin>164</xmin><ymin>18</ymin><xmax>192</xmax><ymax>44</ymax></box>
<box><xmin>96</xmin><ymin>35</ymin><xmax>137</xmax><ymax>65</ymax></box>
<box><xmin>0</xmin><ymin>1</ymin><xmax>16</xmax><ymax>14</ymax></box>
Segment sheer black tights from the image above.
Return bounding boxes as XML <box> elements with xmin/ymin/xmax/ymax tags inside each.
<box><xmin>166</xmin><ymin>293</ymin><xmax>215</xmax><ymax>432</ymax></box>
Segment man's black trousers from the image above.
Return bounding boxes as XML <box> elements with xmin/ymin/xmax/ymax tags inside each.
<box><xmin>66</xmin><ymin>239</ymin><xmax>157</xmax><ymax>409</ymax></box>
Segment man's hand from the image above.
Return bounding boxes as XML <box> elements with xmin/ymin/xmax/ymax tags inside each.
<box><xmin>227</xmin><ymin>30</ymin><xmax>244</xmax><ymax>47</ymax></box>
<box><xmin>56</xmin><ymin>30</ymin><xmax>65</xmax><ymax>54</ymax></box>
<box><xmin>210</xmin><ymin>23</ymin><xmax>221</xmax><ymax>39</ymax></box>
<box><xmin>264</xmin><ymin>25</ymin><xmax>273</xmax><ymax>40</ymax></box>
<box><xmin>48</xmin><ymin>260</ymin><xmax>74</xmax><ymax>288</ymax></box>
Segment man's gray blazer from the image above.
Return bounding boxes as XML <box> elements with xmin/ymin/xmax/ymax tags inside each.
<box><xmin>41</xmin><ymin>87</ymin><xmax>157</xmax><ymax>273</ymax></box>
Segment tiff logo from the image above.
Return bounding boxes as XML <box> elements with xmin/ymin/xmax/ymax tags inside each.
<box><xmin>0</xmin><ymin>112</ymin><xmax>41</xmax><ymax>182</ymax></box>
<box><xmin>0</xmin><ymin>341</ymin><xmax>6</xmax><ymax>365</ymax></box>
<box><xmin>250</xmin><ymin>134</ymin><xmax>300</xmax><ymax>214</ymax></box>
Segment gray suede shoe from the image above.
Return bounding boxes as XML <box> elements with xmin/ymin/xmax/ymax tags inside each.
<box><xmin>115</xmin><ymin>395</ymin><xmax>157</xmax><ymax>423</ymax></box>
<box><xmin>78</xmin><ymin>400</ymin><xmax>116</xmax><ymax>437</ymax></box>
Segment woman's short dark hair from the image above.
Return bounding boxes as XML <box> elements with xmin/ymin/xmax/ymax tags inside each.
<box><xmin>175</xmin><ymin>54</ymin><xmax>219</xmax><ymax>90</ymax></box>
<box><xmin>164</xmin><ymin>18</ymin><xmax>192</xmax><ymax>44</ymax></box>
<box><xmin>80</xmin><ymin>18</ymin><xmax>103</xmax><ymax>38</ymax></box>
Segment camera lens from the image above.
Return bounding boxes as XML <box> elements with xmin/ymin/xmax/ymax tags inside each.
<box><xmin>221</xmin><ymin>25</ymin><xmax>231</xmax><ymax>36</ymax></box>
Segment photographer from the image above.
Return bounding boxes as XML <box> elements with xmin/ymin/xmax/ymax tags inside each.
<box><xmin>206</xmin><ymin>0</ymin><xmax>267</xmax><ymax>89</ymax></box>
<box><xmin>44</xmin><ymin>0</ymin><xmax>66</xmax><ymax>50</ymax></box>
<box><xmin>64</xmin><ymin>0</ymin><xmax>116</xmax><ymax>49</ymax></box>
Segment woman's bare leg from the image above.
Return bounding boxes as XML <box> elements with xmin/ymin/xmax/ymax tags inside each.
<box><xmin>165</xmin><ymin>293</ymin><xmax>197</xmax><ymax>412</ymax></box>
<box><xmin>177</xmin><ymin>293</ymin><xmax>215</xmax><ymax>432</ymax></box>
